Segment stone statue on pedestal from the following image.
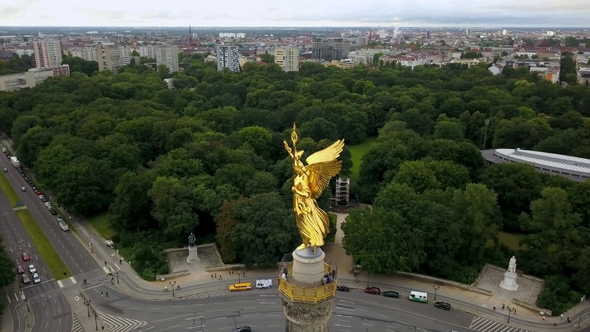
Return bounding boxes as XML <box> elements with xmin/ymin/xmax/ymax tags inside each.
<box><xmin>500</xmin><ymin>256</ymin><xmax>519</xmax><ymax>291</ymax></box>
<box><xmin>186</xmin><ymin>233</ymin><xmax>200</xmax><ymax>263</ymax></box>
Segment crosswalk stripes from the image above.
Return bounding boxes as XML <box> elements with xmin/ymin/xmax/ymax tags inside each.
<box><xmin>72</xmin><ymin>313</ymin><xmax>84</xmax><ymax>332</ymax></box>
<box><xmin>182</xmin><ymin>289</ymin><xmax>228</xmax><ymax>299</ymax></box>
<box><xmin>469</xmin><ymin>316</ymin><xmax>531</xmax><ymax>332</ymax></box>
<box><xmin>98</xmin><ymin>311</ymin><xmax>146</xmax><ymax>332</ymax></box>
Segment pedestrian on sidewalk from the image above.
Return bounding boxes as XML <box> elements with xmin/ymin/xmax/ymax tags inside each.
<box><xmin>101</xmin><ymin>291</ymin><xmax>103</xmax><ymax>296</ymax></box>
<box><xmin>561</xmin><ymin>313</ymin><xmax>564</xmax><ymax>320</ymax></box>
<box><xmin>211</xmin><ymin>274</ymin><xmax>213</xmax><ymax>279</ymax></box>
<box><xmin>106</xmin><ymin>292</ymin><xmax>108</xmax><ymax>298</ymax></box>
<box><xmin>177</xmin><ymin>285</ymin><xmax>180</xmax><ymax>290</ymax></box>
<box><xmin>214</xmin><ymin>273</ymin><xmax>217</xmax><ymax>278</ymax></box>
<box><xmin>493</xmin><ymin>305</ymin><xmax>496</xmax><ymax>311</ymax></box>
<box><xmin>502</xmin><ymin>303</ymin><xmax>505</xmax><ymax>310</ymax></box>
<box><xmin>542</xmin><ymin>316</ymin><xmax>545</xmax><ymax>321</ymax></box>
<box><xmin>513</xmin><ymin>308</ymin><xmax>516</xmax><ymax>314</ymax></box>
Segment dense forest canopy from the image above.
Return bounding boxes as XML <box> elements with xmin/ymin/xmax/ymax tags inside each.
<box><xmin>1</xmin><ymin>53</ymin><xmax>589</xmax><ymax>314</ymax></box>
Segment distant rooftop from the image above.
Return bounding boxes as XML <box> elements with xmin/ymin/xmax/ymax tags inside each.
<box><xmin>481</xmin><ymin>148</ymin><xmax>590</xmax><ymax>182</ymax></box>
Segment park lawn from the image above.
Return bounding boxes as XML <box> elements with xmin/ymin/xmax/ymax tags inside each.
<box><xmin>16</xmin><ymin>209</ymin><xmax>71</xmax><ymax>279</ymax></box>
<box><xmin>325</xmin><ymin>213</ymin><xmax>338</xmax><ymax>243</ymax></box>
<box><xmin>0</xmin><ymin>171</ymin><xmax>21</xmax><ymax>207</ymax></box>
<box><xmin>88</xmin><ymin>212</ymin><xmax>118</xmax><ymax>240</ymax></box>
<box><xmin>349</xmin><ymin>137</ymin><xmax>377</xmax><ymax>183</ymax></box>
<box><xmin>486</xmin><ymin>231</ymin><xmax>527</xmax><ymax>251</ymax></box>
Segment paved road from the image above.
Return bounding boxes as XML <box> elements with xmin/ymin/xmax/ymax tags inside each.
<box><xmin>0</xmin><ymin>174</ymin><xmax>72</xmax><ymax>332</ymax></box>
<box><xmin>0</xmin><ymin>156</ymin><xmax>99</xmax><ymax>275</ymax></box>
<box><xmin>77</xmin><ymin>282</ymin><xmax>476</xmax><ymax>332</ymax></box>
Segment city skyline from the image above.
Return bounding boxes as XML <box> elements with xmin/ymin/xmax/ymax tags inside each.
<box><xmin>1</xmin><ymin>0</ymin><xmax>590</xmax><ymax>28</ymax></box>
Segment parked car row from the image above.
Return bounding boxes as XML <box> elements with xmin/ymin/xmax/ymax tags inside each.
<box><xmin>341</xmin><ymin>286</ymin><xmax>452</xmax><ymax>311</ymax></box>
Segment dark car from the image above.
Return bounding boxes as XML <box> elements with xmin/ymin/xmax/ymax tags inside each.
<box><xmin>233</xmin><ymin>327</ymin><xmax>251</xmax><ymax>332</ymax></box>
<box><xmin>49</xmin><ymin>209</ymin><xmax>58</xmax><ymax>215</ymax></box>
<box><xmin>337</xmin><ymin>285</ymin><xmax>350</xmax><ymax>292</ymax></box>
<box><xmin>22</xmin><ymin>274</ymin><xmax>31</xmax><ymax>284</ymax></box>
<box><xmin>383</xmin><ymin>291</ymin><xmax>400</xmax><ymax>298</ymax></box>
<box><xmin>365</xmin><ymin>287</ymin><xmax>381</xmax><ymax>295</ymax></box>
<box><xmin>22</xmin><ymin>252</ymin><xmax>30</xmax><ymax>261</ymax></box>
<box><xmin>435</xmin><ymin>301</ymin><xmax>451</xmax><ymax>310</ymax></box>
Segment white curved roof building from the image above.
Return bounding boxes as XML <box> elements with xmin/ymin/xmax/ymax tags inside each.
<box><xmin>481</xmin><ymin>148</ymin><xmax>590</xmax><ymax>182</ymax></box>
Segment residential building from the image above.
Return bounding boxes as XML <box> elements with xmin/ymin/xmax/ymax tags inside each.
<box><xmin>0</xmin><ymin>51</ymin><xmax>13</xmax><ymax>62</ymax></box>
<box><xmin>216</xmin><ymin>45</ymin><xmax>240</xmax><ymax>72</ymax></box>
<box><xmin>155</xmin><ymin>45</ymin><xmax>180</xmax><ymax>73</ymax></box>
<box><xmin>15</xmin><ymin>49</ymin><xmax>34</xmax><ymax>57</ymax></box>
<box><xmin>311</xmin><ymin>37</ymin><xmax>350</xmax><ymax>61</ymax></box>
<box><xmin>96</xmin><ymin>43</ymin><xmax>122</xmax><ymax>72</ymax></box>
<box><xmin>32</xmin><ymin>39</ymin><xmax>62</xmax><ymax>68</ymax></box>
<box><xmin>119</xmin><ymin>46</ymin><xmax>132</xmax><ymax>66</ymax></box>
<box><xmin>69</xmin><ymin>47</ymin><xmax>98</xmax><ymax>62</ymax></box>
<box><xmin>348</xmin><ymin>51</ymin><xmax>374</xmax><ymax>64</ymax></box>
<box><xmin>138</xmin><ymin>45</ymin><xmax>156</xmax><ymax>59</ymax></box>
<box><xmin>0</xmin><ymin>65</ymin><xmax>70</xmax><ymax>92</ymax></box>
<box><xmin>274</xmin><ymin>46</ymin><xmax>299</xmax><ymax>72</ymax></box>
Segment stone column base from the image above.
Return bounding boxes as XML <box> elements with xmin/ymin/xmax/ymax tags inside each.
<box><xmin>281</xmin><ymin>296</ymin><xmax>334</xmax><ymax>332</ymax></box>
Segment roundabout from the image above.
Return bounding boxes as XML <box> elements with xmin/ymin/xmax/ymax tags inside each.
<box><xmin>85</xmin><ymin>282</ymin><xmax>475</xmax><ymax>332</ymax></box>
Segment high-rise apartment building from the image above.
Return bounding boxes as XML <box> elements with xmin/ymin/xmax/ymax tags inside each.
<box><xmin>96</xmin><ymin>43</ymin><xmax>123</xmax><ymax>72</ymax></box>
<box><xmin>138</xmin><ymin>45</ymin><xmax>156</xmax><ymax>59</ymax></box>
<box><xmin>311</xmin><ymin>38</ymin><xmax>350</xmax><ymax>61</ymax></box>
<box><xmin>69</xmin><ymin>47</ymin><xmax>98</xmax><ymax>62</ymax></box>
<box><xmin>155</xmin><ymin>45</ymin><xmax>179</xmax><ymax>73</ymax></box>
<box><xmin>32</xmin><ymin>39</ymin><xmax>62</xmax><ymax>68</ymax></box>
<box><xmin>216</xmin><ymin>45</ymin><xmax>240</xmax><ymax>72</ymax></box>
<box><xmin>274</xmin><ymin>46</ymin><xmax>299</xmax><ymax>72</ymax></box>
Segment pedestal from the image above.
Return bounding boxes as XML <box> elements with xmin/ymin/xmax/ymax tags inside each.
<box><xmin>186</xmin><ymin>246</ymin><xmax>200</xmax><ymax>263</ymax></box>
<box><xmin>280</xmin><ymin>248</ymin><xmax>335</xmax><ymax>332</ymax></box>
<box><xmin>499</xmin><ymin>271</ymin><xmax>519</xmax><ymax>291</ymax></box>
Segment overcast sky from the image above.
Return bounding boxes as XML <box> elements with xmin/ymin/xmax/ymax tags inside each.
<box><xmin>1</xmin><ymin>0</ymin><xmax>589</xmax><ymax>27</ymax></box>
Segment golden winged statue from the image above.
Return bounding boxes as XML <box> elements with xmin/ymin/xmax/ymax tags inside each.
<box><xmin>284</xmin><ymin>123</ymin><xmax>345</xmax><ymax>252</ymax></box>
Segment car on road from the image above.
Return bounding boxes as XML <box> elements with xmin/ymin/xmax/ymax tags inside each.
<box><xmin>33</xmin><ymin>273</ymin><xmax>41</xmax><ymax>284</ymax></box>
<box><xmin>29</xmin><ymin>264</ymin><xmax>36</xmax><ymax>273</ymax></box>
<box><xmin>233</xmin><ymin>327</ymin><xmax>251</xmax><ymax>332</ymax></box>
<box><xmin>105</xmin><ymin>240</ymin><xmax>114</xmax><ymax>248</ymax></box>
<box><xmin>22</xmin><ymin>252</ymin><xmax>30</xmax><ymax>261</ymax></box>
<box><xmin>435</xmin><ymin>301</ymin><xmax>451</xmax><ymax>311</ymax></box>
<box><xmin>337</xmin><ymin>285</ymin><xmax>350</xmax><ymax>292</ymax></box>
<box><xmin>383</xmin><ymin>291</ymin><xmax>400</xmax><ymax>298</ymax></box>
<box><xmin>57</xmin><ymin>217</ymin><xmax>64</xmax><ymax>222</ymax></box>
<box><xmin>2</xmin><ymin>167</ymin><xmax>7</xmax><ymax>172</ymax></box>
<box><xmin>36</xmin><ymin>190</ymin><xmax>42</xmax><ymax>195</ymax></box>
<box><xmin>49</xmin><ymin>209</ymin><xmax>58</xmax><ymax>215</ymax></box>
<box><xmin>365</xmin><ymin>287</ymin><xmax>381</xmax><ymax>295</ymax></box>
<box><xmin>22</xmin><ymin>274</ymin><xmax>31</xmax><ymax>284</ymax></box>
<box><xmin>21</xmin><ymin>186</ymin><xmax>26</xmax><ymax>192</ymax></box>
<box><xmin>44</xmin><ymin>202</ymin><xmax>51</xmax><ymax>207</ymax></box>
<box><xmin>17</xmin><ymin>265</ymin><xmax>25</xmax><ymax>274</ymax></box>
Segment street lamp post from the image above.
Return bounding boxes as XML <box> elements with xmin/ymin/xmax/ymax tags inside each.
<box><xmin>25</xmin><ymin>313</ymin><xmax>29</xmax><ymax>327</ymax></box>
<box><xmin>169</xmin><ymin>281</ymin><xmax>176</xmax><ymax>297</ymax></box>
<box><xmin>25</xmin><ymin>298</ymin><xmax>29</xmax><ymax>312</ymax></box>
<box><xmin>507</xmin><ymin>308</ymin><xmax>512</xmax><ymax>323</ymax></box>
<box><xmin>367</xmin><ymin>273</ymin><xmax>372</xmax><ymax>288</ymax></box>
<box><xmin>237</xmin><ymin>271</ymin><xmax>242</xmax><ymax>283</ymax></box>
<box><xmin>87</xmin><ymin>299</ymin><xmax>91</xmax><ymax>317</ymax></box>
<box><xmin>482</xmin><ymin>118</ymin><xmax>490</xmax><ymax>150</ymax></box>
<box><xmin>116</xmin><ymin>271</ymin><xmax>119</xmax><ymax>284</ymax></box>
<box><xmin>94</xmin><ymin>312</ymin><xmax>98</xmax><ymax>331</ymax></box>
<box><xmin>433</xmin><ymin>285</ymin><xmax>440</xmax><ymax>301</ymax></box>
<box><xmin>468</xmin><ymin>273</ymin><xmax>473</xmax><ymax>287</ymax></box>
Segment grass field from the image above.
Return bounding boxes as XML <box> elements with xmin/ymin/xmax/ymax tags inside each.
<box><xmin>88</xmin><ymin>212</ymin><xmax>118</xmax><ymax>240</ymax></box>
<box><xmin>349</xmin><ymin>137</ymin><xmax>377</xmax><ymax>182</ymax></box>
<box><xmin>486</xmin><ymin>231</ymin><xmax>527</xmax><ymax>251</ymax></box>
<box><xmin>16</xmin><ymin>209</ymin><xmax>72</xmax><ymax>279</ymax></box>
<box><xmin>0</xmin><ymin>171</ymin><xmax>21</xmax><ymax>207</ymax></box>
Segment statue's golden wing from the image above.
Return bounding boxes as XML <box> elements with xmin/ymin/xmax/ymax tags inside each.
<box><xmin>305</xmin><ymin>139</ymin><xmax>345</xmax><ymax>199</ymax></box>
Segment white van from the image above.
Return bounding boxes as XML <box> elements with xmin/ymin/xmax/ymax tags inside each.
<box><xmin>58</xmin><ymin>221</ymin><xmax>69</xmax><ymax>231</ymax></box>
<box><xmin>409</xmin><ymin>291</ymin><xmax>428</xmax><ymax>303</ymax></box>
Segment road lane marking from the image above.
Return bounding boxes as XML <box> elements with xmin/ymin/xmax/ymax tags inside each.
<box><xmin>139</xmin><ymin>327</ymin><xmax>154</xmax><ymax>332</ymax></box>
<box><xmin>57</xmin><ymin>280</ymin><xmax>63</xmax><ymax>288</ymax></box>
<box><xmin>70</xmin><ymin>276</ymin><xmax>77</xmax><ymax>284</ymax></box>
<box><xmin>6</xmin><ymin>295</ymin><xmax>10</xmax><ymax>304</ymax></box>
